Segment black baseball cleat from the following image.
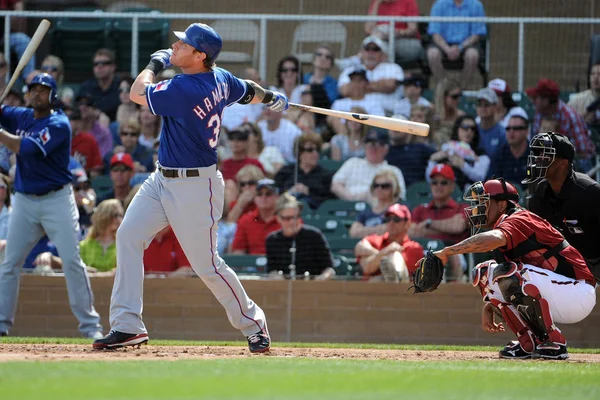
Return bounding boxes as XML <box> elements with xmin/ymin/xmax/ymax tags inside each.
<box><xmin>499</xmin><ymin>341</ymin><xmax>532</xmax><ymax>359</ymax></box>
<box><xmin>0</xmin><ymin>331</ymin><xmax>7</xmax><ymax>337</ymax></box>
<box><xmin>247</xmin><ymin>331</ymin><xmax>270</xmax><ymax>353</ymax></box>
<box><xmin>93</xmin><ymin>330</ymin><xmax>149</xmax><ymax>350</ymax></box>
<box><xmin>531</xmin><ymin>341</ymin><xmax>569</xmax><ymax>360</ymax></box>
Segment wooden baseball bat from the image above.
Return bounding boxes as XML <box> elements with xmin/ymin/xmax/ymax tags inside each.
<box><xmin>289</xmin><ymin>102</ymin><xmax>430</xmax><ymax>137</ymax></box>
<box><xmin>0</xmin><ymin>19</ymin><xmax>51</xmax><ymax>104</ymax></box>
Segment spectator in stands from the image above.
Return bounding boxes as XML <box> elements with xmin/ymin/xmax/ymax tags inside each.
<box><xmin>70</xmin><ymin>160</ymin><xmax>95</xmax><ymax>237</ymax></box>
<box><xmin>217</xmin><ymin>205</ymin><xmax>237</xmax><ymax>256</ymax></box>
<box><xmin>266</xmin><ymin>193</ymin><xmax>335</xmax><ymax>280</ymax></box>
<box><xmin>143</xmin><ymin>226</ymin><xmax>193</xmax><ymax>277</ymax></box>
<box><xmin>487</xmin><ymin>112</ymin><xmax>531</xmax><ymax>184</ymax></box>
<box><xmin>97</xmin><ymin>152</ymin><xmax>135</xmax><ymax>204</ymax></box>
<box><xmin>221</xmin><ymin>129</ymin><xmax>265</xmax><ymax>182</ymax></box>
<box><xmin>303</xmin><ymin>45</ymin><xmax>339</xmax><ymax>103</ymax></box>
<box><xmin>79</xmin><ymin>199</ymin><xmax>124</xmax><ymax>274</ymax></box>
<box><xmin>257</xmin><ymin>106</ymin><xmax>302</xmax><ymax>164</ymax></box>
<box><xmin>338</xmin><ymin>36</ymin><xmax>404</xmax><ymax>115</ymax></box>
<box><xmin>41</xmin><ymin>55</ymin><xmax>74</xmax><ymax>107</ymax></box>
<box><xmin>138</xmin><ymin>105</ymin><xmax>161</xmax><ymax>150</ymax></box>
<box><xmin>67</xmin><ymin>107</ymin><xmax>103</xmax><ymax>178</ymax></box>
<box><xmin>568</xmin><ymin>63</ymin><xmax>600</xmax><ymax>126</ymax></box>
<box><xmin>275</xmin><ymin>56</ymin><xmax>305</xmax><ymax>104</ymax></box>
<box><xmin>77</xmin><ymin>93</ymin><xmax>113</xmax><ymax>158</ymax></box>
<box><xmin>222</xmin><ymin>68</ymin><xmax>264</xmax><ymax>130</ymax></box>
<box><xmin>116</xmin><ymin>76</ymin><xmax>140</xmax><ymax>126</ymax></box>
<box><xmin>365</xmin><ymin>0</ymin><xmax>423</xmax><ymax>66</ymax></box>
<box><xmin>2</xmin><ymin>88</ymin><xmax>23</xmax><ymax>107</ymax></box>
<box><xmin>393</xmin><ymin>75</ymin><xmax>431</xmax><ymax>119</ymax></box>
<box><xmin>107</xmin><ymin>117</ymin><xmax>153</xmax><ymax>173</ymax></box>
<box><xmin>426</xmin><ymin>0</ymin><xmax>487</xmax><ymax>88</ymax></box>
<box><xmin>330</xmin><ymin>106</ymin><xmax>368</xmax><ymax>162</ymax></box>
<box><xmin>355</xmin><ymin>204</ymin><xmax>423</xmax><ymax>282</ymax></box>
<box><xmin>409</xmin><ymin>104</ymin><xmax>435</xmax><ymax>144</ymax></box>
<box><xmin>0</xmin><ymin>0</ymin><xmax>35</xmax><ymax>84</ymax></box>
<box><xmin>231</xmin><ymin>179</ymin><xmax>281</xmax><ymax>255</ymax></box>
<box><xmin>428</xmin><ymin>115</ymin><xmax>490</xmax><ymax>191</ymax></box>
<box><xmin>484</xmin><ymin>78</ymin><xmax>527</xmax><ymax>128</ymax></box>
<box><xmin>331</xmin><ymin>130</ymin><xmax>406</xmax><ymax>201</ymax></box>
<box><xmin>475</xmin><ymin>88</ymin><xmax>506</xmax><ymax>157</ymax></box>
<box><xmin>329</xmin><ymin>68</ymin><xmax>386</xmax><ymax>134</ymax></box>
<box><xmin>0</xmin><ymin>175</ymin><xmax>10</xmax><ymax>263</ymax></box>
<box><xmin>77</xmin><ymin>48</ymin><xmax>121</xmax><ymax>121</ymax></box>
<box><xmin>349</xmin><ymin>170</ymin><xmax>401</xmax><ymax>238</ymax></box>
<box><xmin>242</xmin><ymin>121</ymin><xmax>284</xmax><ymax>177</ymax></box>
<box><xmin>286</xmin><ymin>84</ymin><xmax>331</xmax><ymax>136</ymax></box>
<box><xmin>527</xmin><ymin>78</ymin><xmax>596</xmax><ymax>170</ymax></box>
<box><xmin>227</xmin><ymin>165</ymin><xmax>265</xmax><ymax>223</ymax></box>
<box><xmin>409</xmin><ymin>164</ymin><xmax>468</xmax><ymax>281</ymax></box>
<box><xmin>275</xmin><ymin>132</ymin><xmax>333</xmax><ymax>209</ymax></box>
<box><xmin>386</xmin><ymin>114</ymin><xmax>435</xmax><ymax>186</ymax></box>
<box><xmin>0</xmin><ymin>53</ymin><xmax>6</xmax><ymax>95</ymax></box>
<box><xmin>540</xmin><ymin>116</ymin><xmax>557</xmax><ymax>133</ymax></box>
<box><xmin>432</xmin><ymin>78</ymin><xmax>465</xmax><ymax>148</ymax></box>
<box><xmin>25</xmin><ymin>235</ymin><xmax>60</xmax><ymax>274</ymax></box>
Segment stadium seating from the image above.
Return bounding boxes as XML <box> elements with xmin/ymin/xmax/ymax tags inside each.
<box><xmin>412</xmin><ymin>237</ymin><xmax>445</xmax><ymax>255</ymax></box>
<box><xmin>332</xmin><ymin>254</ymin><xmax>361</xmax><ymax>278</ymax></box>
<box><xmin>326</xmin><ymin>237</ymin><xmax>360</xmax><ymax>256</ymax></box>
<box><xmin>221</xmin><ymin>254</ymin><xmax>268</xmax><ymax>275</ymax></box>
<box><xmin>307</xmin><ymin>217</ymin><xmax>349</xmax><ymax>238</ymax></box>
<box><xmin>291</xmin><ymin>21</ymin><xmax>347</xmax><ymax>64</ymax></box>
<box><xmin>318</xmin><ymin>159</ymin><xmax>344</xmax><ymax>173</ymax></box>
<box><xmin>91</xmin><ymin>175</ymin><xmax>113</xmax><ymax>199</ymax></box>
<box><xmin>316</xmin><ymin>199</ymin><xmax>370</xmax><ymax>227</ymax></box>
<box><xmin>211</xmin><ymin>20</ymin><xmax>260</xmax><ymax>68</ymax></box>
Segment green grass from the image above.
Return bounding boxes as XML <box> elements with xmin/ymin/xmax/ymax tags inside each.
<box><xmin>1</xmin><ymin>338</ymin><xmax>600</xmax><ymax>399</ymax></box>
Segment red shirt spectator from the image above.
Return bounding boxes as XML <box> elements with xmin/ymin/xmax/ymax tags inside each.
<box><xmin>368</xmin><ymin>0</ymin><xmax>420</xmax><ymax>36</ymax></box>
<box><xmin>221</xmin><ymin>157</ymin><xmax>265</xmax><ymax>181</ymax></box>
<box><xmin>221</xmin><ymin>129</ymin><xmax>265</xmax><ymax>181</ymax></box>
<box><xmin>412</xmin><ymin>198</ymin><xmax>468</xmax><ymax>243</ymax></box>
<box><xmin>72</xmin><ymin>131</ymin><xmax>103</xmax><ymax>172</ymax></box>
<box><xmin>359</xmin><ymin>232</ymin><xmax>423</xmax><ymax>276</ymax></box>
<box><xmin>228</xmin><ymin>199</ymin><xmax>257</xmax><ymax>218</ymax></box>
<box><xmin>143</xmin><ymin>226</ymin><xmax>191</xmax><ymax>273</ymax></box>
<box><xmin>231</xmin><ymin>209</ymin><xmax>281</xmax><ymax>255</ymax></box>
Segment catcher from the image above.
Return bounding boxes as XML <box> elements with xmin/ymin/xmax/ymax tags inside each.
<box><xmin>413</xmin><ymin>178</ymin><xmax>596</xmax><ymax>359</ymax></box>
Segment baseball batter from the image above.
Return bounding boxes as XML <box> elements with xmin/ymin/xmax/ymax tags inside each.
<box><xmin>432</xmin><ymin>178</ymin><xmax>596</xmax><ymax>360</ymax></box>
<box><xmin>0</xmin><ymin>73</ymin><xmax>103</xmax><ymax>338</ymax></box>
<box><xmin>93</xmin><ymin>23</ymin><xmax>289</xmax><ymax>352</ymax></box>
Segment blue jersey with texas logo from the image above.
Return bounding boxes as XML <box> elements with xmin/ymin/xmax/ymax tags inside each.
<box><xmin>0</xmin><ymin>106</ymin><xmax>72</xmax><ymax>194</ymax></box>
<box><xmin>145</xmin><ymin>67</ymin><xmax>247</xmax><ymax>168</ymax></box>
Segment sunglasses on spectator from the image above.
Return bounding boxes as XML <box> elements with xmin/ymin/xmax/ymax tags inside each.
<box><xmin>300</xmin><ymin>147</ymin><xmax>318</xmax><ymax>153</ymax></box>
<box><xmin>256</xmin><ymin>190</ymin><xmax>276</xmax><ymax>197</ymax></box>
<box><xmin>278</xmin><ymin>214</ymin><xmax>299</xmax><ymax>221</ymax></box>
<box><xmin>431</xmin><ymin>180</ymin><xmax>450</xmax><ymax>186</ymax></box>
<box><xmin>41</xmin><ymin>65</ymin><xmax>58</xmax><ymax>72</ymax></box>
<box><xmin>448</xmin><ymin>93</ymin><xmax>462</xmax><ymax>100</ymax></box>
<box><xmin>314</xmin><ymin>51</ymin><xmax>333</xmax><ymax>60</ymax></box>
<box><xmin>506</xmin><ymin>125</ymin><xmax>528</xmax><ymax>132</ymax></box>
<box><xmin>111</xmin><ymin>165</ymin><xmax>131</xmax><ymax>172</ymax></box>
<box><xmin>460</xmin><ymin>124</ymin><xmax>477</xmax><ymax>131</ymax></box>
<box><xmin>120</xmin><ymin>131</ymin><xmax>139</xmax><ymax>137</ymax></box>
<box><xmin>383</xmin><ymin>216</ymin><xmax>407</xmax><ymax>223</ymax></box>
<box><xmin>93</xmin><ymin>60</ymin><xmax>113</xmax><ymax>67</ymax></box>
<box><xmin>364</xmin><ymin>46</ymin><xmax>381</xmax><ymax>52</ymax></box>
<box><xmin>371</xmin><ymin>182</ymin><xmax>392</xmax><ymax>190</ymax></box>
<box><xmin>280</xmin><ymin>67</ymin><xmax>298</xmax><ymax>73</ymax></box>
<box><xmin>239</xmin><ymin>180</ymin><xmax>257</xmax><ymax>188</ymax></box>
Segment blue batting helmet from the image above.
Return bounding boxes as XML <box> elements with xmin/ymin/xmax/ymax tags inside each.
<box><xmin>28</xmin><ymin>73</ymin><xmax>57</xmax><ymax>102</ymax></box>
<box><xmin>174</xmin><ymin>23</ymin><xmax>222</xmax><ymax>61</ymax></box>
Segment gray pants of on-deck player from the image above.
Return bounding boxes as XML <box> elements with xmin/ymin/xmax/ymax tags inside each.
<box><xmin>0</xmin><ymin>185</ymin><xmax>102</xmax><ymax>335</ymax></box>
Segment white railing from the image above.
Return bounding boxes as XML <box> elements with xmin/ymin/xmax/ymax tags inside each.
<box><xmin>2</xmin><ymin>11</ymin><xmax>600</xmax><ymax>91</ymax></box>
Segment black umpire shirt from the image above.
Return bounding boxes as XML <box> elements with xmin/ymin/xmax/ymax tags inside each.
<box><xmin>528</xmin><ymin>171</ymin><xmax>600</xmax><ymax>281</ymax></box>
<box><xmin>265</xmin><ymin>225</ymin><xmax>334</xmax><ymax>277</ymax></box>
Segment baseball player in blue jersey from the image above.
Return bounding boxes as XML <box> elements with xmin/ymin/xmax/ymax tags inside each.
<box><xmin>0</xmin><ymin>73</ymin><xmax>103</xmax><ymax>338</ymax></box>
<box><xmin>93</xmin><ymin>23</ymin><xmax>289</xmax><ymax>352</ymax></box>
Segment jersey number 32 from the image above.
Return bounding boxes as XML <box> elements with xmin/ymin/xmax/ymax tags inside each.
<box><xmin>207</xmin><ymin>114</ymin><xmax>222</xmax><ymax>149</ymax></box>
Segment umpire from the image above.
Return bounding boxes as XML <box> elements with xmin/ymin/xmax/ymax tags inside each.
<box><xmin>524</xmin><ymin>132</ymin><xmax>600</xmax><ymax>283</ymax></box>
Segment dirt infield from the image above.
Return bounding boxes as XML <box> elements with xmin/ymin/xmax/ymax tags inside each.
<box><xmin>1</xmin><ymin>344</ymin><xmax>600</xmax><ymax>363</ymax></box>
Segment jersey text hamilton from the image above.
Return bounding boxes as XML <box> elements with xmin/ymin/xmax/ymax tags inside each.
<box><xmin>193</xmin><ymin>81</ymin><xmax>230</xmax><ymax>120</ymax></box>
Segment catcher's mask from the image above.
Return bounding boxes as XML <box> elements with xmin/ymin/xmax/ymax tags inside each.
<box><xmin>521</xmin><ymin>132</ymin><xmax>556</xmax><ymax>184</ymax></box>
<box><xmin>464</xmin><ymin>179</ymin><xmax>519</xmax><ymax>235</ymax></box>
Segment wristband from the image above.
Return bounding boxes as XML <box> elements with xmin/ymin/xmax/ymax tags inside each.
<box><xmin>261</xmin><ymin>90</ymin><xmax>274</xmax><ymax>104</ymax></box>
<box><xmin>458</xmin><ymin>44</ymin><xmax>464</xmax><ymax>52</ymax></box>
<box><xmin>145</xmin><ymin>59</ymin><xmax>164</xmax><ymax>75</ymax></box>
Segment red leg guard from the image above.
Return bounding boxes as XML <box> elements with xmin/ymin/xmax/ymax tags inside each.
<box><xmin>522</xmin><ymin>283</ymin><xmax>566</xmax><ymax>345</ymax></box>
<box><xmin>490</xmin><ymin>298</ymin><xmax>536</xmax><ymax>353</ymax></box>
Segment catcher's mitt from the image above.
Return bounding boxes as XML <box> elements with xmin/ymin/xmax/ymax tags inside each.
<box><xmin>409</xmin><ymin>250</ymin><xmax>444</xmax><ymax>293</ymax></box>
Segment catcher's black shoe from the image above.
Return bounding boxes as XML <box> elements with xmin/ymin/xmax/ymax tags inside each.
<box><xmin>499</xmin><ymin>341</ymin><xmax>531</xmax><ymax>359</ymax></box>
<box><xmin>247</xmin><ymin>331</ymin><xmax>270</xmax><ymax>353</ymax></box>
<box><xmin>0</xmin><ymin>331</ymin><xmax>7</xmax><ymax>337</ymax></box>
<box><xmin>93</xmin><ymin>330</ymin><xmax>149</xmax><ymax>350</ymax></box>
<box><xmin>531</xmin><ymin>341</ymin><xmax>569</xmax><ymax>360</ymax></box>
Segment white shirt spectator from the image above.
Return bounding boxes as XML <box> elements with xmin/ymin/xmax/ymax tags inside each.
<box><xmin>222</xmin><ymin>103</ymin><xmax>263</xmax><ymax>131</ymax></box>
<box><xmin>332</xmin><ymin>158</ymin><xmax>406</xmax><ymax>201</ymax></box>
<box><xmin>338</xmin><ymin>63</ymin><xmax>404</xmax><ymax>112</ymax></box>
<box><xmin>393</xmin><ymin>97</ymin><xmax>432</xmax><ymax>119</ymax></box>
<box><xmin>257</xmin><ymin>119</ymin><xmax>302</xmax><ymax>164</ymax></box>
<box><xmin>331</xmin><ymin>97</ymin><xmax>386</xmax><ymax>117</ymax></box>
<box><xmin>259</xmin><ymin>146</ymin><xmax>285</xmax><ymax>176</ymax></box>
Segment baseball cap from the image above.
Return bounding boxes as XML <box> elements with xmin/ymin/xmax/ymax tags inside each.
<box><xmin>525</xmin><ymin>78</ymin><xmax>560</xmax><ymax>100</ymax></box>
<box><xmin>228</xmin><ymin>130</ymin><xmax>249</xmax><ymax>141</ymax></box>
<box><xmin>385</xmin><ymin>204</ymin><xmax>411</xmax><ymax>221</ymax></box>
<box><xmin>362</xmin><ymin>35</ymin><xmax>387</xmax><ymax>53</ymax></box>
<box><xmin>364</xmin><ymin>129</ymin><xmax>389</xmax><ymax>144</ymax></box>
<box><xmin>476</xmin><ymin>88</ymin><xmax>499</xmax><ymax>104</ymax></box>
<box><xmin>174</xmin><ymin>23</ymin><xmax>223</xmax><ymax>60</ymax></box>
<box><xmin>488</xmin><ymin>78</ymin><xmax>511</xmax><ymax>94</ymax></box>
<box><xmin>550</xmin><ymin>133</ymin><xmax>575</xmax><ymax>162</ymax></box>
<box><xmin>76</xmin><ymin>93</ymin><xmax>96</xmax><ymax>107</ymax></box>
<box><xmin>506</xmin><ymin>108</ymin><xmax>529</xmax><ymax>123</ymax></box>
<box><xmin>401</xmin><ymin>75</ymin><xmax>426</xmax><ymax>88</ymax></box>
<box><xmin>429</xmin><ymin>163</ymin><xmax>456</xmax><ymax>182</ymax></box>
<box><xmin>110</xmin><ymin>152</ymin><xmax>134</xmax><ymax>170</ymax></box>
<box><xmin>256</xmin><ymin>178</ymin><xmax>279</xmax><ymax>193</ymax></box>
<box><xmin>348</xmin><ymin>66</ymin><xmax>368</xmax><ymax>81</ymax></box>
